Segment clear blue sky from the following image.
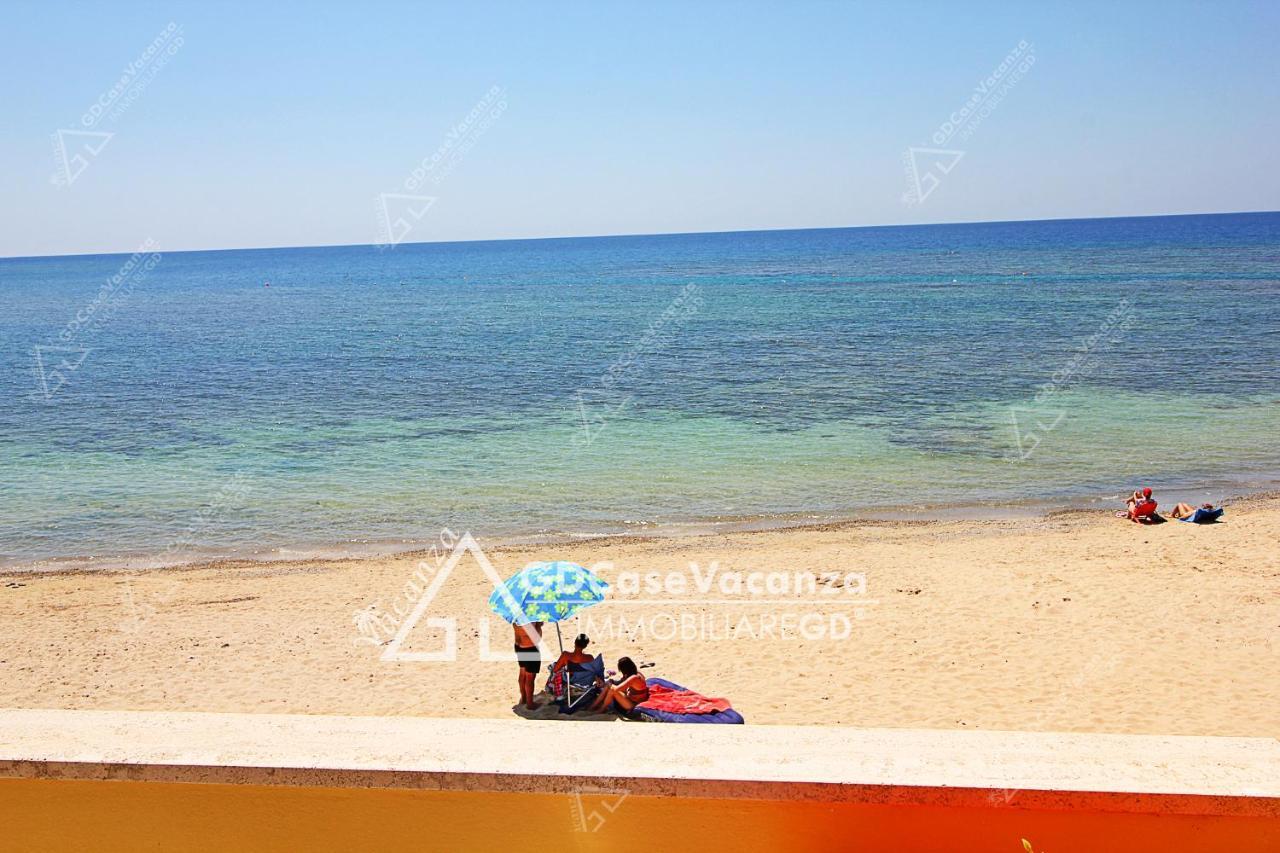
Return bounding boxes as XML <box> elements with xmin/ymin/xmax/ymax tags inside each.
<box><xmin>3</xmin><ymin>0</ymin><xmax>1278</xmax><ymax>256</ymax></box>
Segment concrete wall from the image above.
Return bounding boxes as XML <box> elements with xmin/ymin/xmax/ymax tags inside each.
<box><xmin>1</xmin><ymin>710</ymin><xmax>1276</xmax><ymax>852</ymax></box>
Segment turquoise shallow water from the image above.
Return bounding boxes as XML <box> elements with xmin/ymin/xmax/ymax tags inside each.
<box><xmin>1</xmin><ymin>213</ymin><xmax>1278</xmax><ymax>568</ymax></box>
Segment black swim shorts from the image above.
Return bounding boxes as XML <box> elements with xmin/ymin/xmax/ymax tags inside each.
<box><xmin>514</xmin><ymin>644</ymin><xmax>541</xmax><ymax>674</ymax></box>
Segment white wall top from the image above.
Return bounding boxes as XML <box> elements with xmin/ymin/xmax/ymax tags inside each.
<box><xmin>1</xmin><ymin>709</ymin><xmax>1277</xmax><ymax>815</ymax></box>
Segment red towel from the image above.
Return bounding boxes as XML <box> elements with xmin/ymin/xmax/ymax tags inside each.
<box><xmin>545</xmin><ymin>668</ymin><xmax>565</xmax><ymax>699</ymax></box>
<box><xmin>639</xmin><ymin>683</ymin><xmax>732</xmax><ymax>715</ymax></box>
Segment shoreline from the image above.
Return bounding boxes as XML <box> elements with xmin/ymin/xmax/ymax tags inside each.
<box><xmin>7</xmin><ymin>485</ymin><xmax>1278</xmax><ymax>577</ymax></box>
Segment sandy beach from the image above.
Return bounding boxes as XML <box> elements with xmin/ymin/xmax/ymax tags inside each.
<box><xmin>2</xmin><ymin>496</ymin><xmax>1276</xmax><ymax>737</ymax></box>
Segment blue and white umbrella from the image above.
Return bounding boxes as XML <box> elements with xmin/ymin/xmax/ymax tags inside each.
<box><xmin>488</xmin><ymin>560</ymin><xmax>609</xmax><ymax>651</ymax></box>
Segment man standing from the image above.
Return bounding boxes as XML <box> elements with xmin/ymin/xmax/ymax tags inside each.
<box><xmin>513</xmin><ymin>620</ymin><xmax>544</xmax><ymax>710</ymax></box>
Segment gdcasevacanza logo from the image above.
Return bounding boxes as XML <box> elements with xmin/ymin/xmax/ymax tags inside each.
<box><xmin>901</xmin><ymin>38</ymin><xmax>1036</xmax><ymax>206</ymax></box>
<box><xmin>373</xmin><ymin>84</ymin><xmax>507</xmax><ymax>249</ymax></box>
<box><xmin>581</xmin><ymin>561</ymin><xmax>874</xmax><ymax>643</ymax></box>
<box><xmin>354</xmin><ymin>530</ymin><xmax>876</xmax><ymax>662</ymax></box>
<box><xmin>51</xmin><ymin>22</ymin><xmax>185</xmax><ymax>187</ymax></box>
<box><xmin>32</xmin><ymin>239</ymin><xmax>163</xmax><ymax>400</ymax></box>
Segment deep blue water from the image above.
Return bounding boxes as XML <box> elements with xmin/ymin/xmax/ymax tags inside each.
<box><xmin>2</xmin><ymin>212</ymin><xmax>1278</xmax><ymax>568</ymax></box>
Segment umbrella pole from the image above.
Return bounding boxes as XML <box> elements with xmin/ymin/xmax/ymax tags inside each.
<box><xmin>555</xmin><ymin>623</ymin><xmax>567</xmax><ymax>707</ymax></box>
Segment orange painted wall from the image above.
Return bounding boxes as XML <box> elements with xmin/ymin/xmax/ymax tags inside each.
<box><xmin>1</xmin><ymin>778</ymin><xmax>1276</xmax><ymax>852</ymax></box>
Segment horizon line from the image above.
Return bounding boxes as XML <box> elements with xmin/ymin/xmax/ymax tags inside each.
<box><xmin>3</xmin><ymin>207</ymin><xmax>1276</xmax><ymax>262</ymax></box>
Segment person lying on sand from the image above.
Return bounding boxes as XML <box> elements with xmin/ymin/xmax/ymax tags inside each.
<box><xmin>551</xmin><ymin>633</ymin><xmax>595</xmax><ymax>673</ymax></box>
<box><xmin>588</xmin><ymin>656</ymin><xmax>649</xmax><ymax>714</ymax></box>
<box><xmin>1170</xmin><ymin>502</ymin><xmax>1217</xmax><ymax>520</ymax></box>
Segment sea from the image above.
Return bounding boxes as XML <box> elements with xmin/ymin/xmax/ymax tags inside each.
<box><xmin>2</xmin><ymin>212</ymin><xmax>1278</xmax><ymax>570</ymax></box>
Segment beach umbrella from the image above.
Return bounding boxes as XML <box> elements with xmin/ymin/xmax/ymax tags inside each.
<box><xmin>488</xmin><ymin>560</ymin><xmax>609</xmax><ymax>653</ymax></box>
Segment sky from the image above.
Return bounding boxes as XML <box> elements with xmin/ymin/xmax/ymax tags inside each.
<box><xmin>3</xmin><ymin>0</ymin><xmax>1279</xmax><ymax>257</ymax></box>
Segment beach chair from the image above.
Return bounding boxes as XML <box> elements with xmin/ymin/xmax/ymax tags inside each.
<box><xmin>544</xmin><ymin>655</ymin><xmax>605</xmax><ymax>714</ymax></box>
<box><xmin>1129</xmin><ymin>500</ymin><xmax>1159</xmax><ymax>523</ymax></box>
<box><xmin>564</xmin><ymin>655</ymin><xmax>605</xmax><ymax>713</ymax></box>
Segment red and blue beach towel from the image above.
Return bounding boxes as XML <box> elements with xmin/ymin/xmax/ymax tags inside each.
<box><xmin>634</xmin><ymin>677</ymin><xmax>744</xmax><ymax>724</ymax></box>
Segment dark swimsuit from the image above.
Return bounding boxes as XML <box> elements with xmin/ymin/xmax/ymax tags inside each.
<box><xmin>514</xmin><ymin>644</ymin><xmax>541</xmax><ymax>674</ymax></box>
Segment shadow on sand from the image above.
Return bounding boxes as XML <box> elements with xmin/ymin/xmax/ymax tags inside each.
<box><xmin>510</xmin><ymin>701</ymin><xmax>625</xmax><ymax>722</ymax></box>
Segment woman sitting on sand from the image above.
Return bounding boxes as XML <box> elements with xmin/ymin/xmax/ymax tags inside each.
<box><xmin>588</xmin><ymin>657</ymin><xmax>649</xmax><ymax>714</ymax></box>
